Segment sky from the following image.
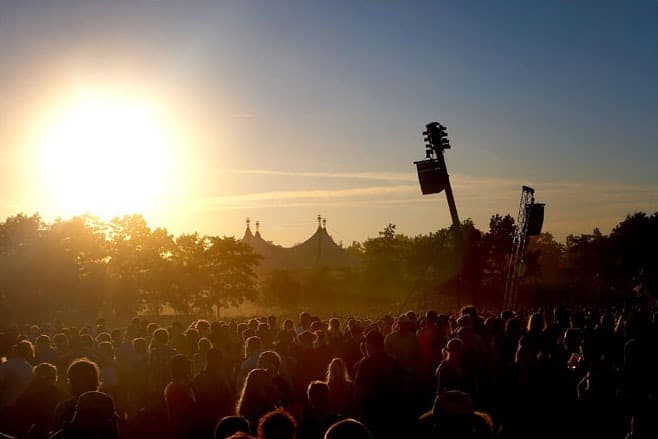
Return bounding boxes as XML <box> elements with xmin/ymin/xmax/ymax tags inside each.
<box><xmin>0</xmin><ymin>0</ymin><xmax>656</xmax><ymax>246</ymax></box>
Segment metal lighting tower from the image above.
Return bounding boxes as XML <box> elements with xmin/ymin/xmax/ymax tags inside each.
<box><xmin>503</xmin><ymin>186</ymin><xmax>545</xmax><ymax>309</ymax></box>
<box><xmin>413</xmin><ymin>122</ymin><xmax>462</xmax><ymax>308</ymax></box>
<box><xmin>414</xmin><ymin>122</ymin><xmax>460</xmax><ymax>227</ymax></box>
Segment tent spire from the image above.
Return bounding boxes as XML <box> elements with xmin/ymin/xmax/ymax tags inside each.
<box><xmin>243</xmin><ymin>217</ymin><xmax>253</xmax><ymax>239</ymax></box>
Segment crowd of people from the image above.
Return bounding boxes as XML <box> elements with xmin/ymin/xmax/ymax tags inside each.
<box><xmin>0</xmin><ymin>302</ymin><xmax>655</xmax><ymax>438</ymax></box>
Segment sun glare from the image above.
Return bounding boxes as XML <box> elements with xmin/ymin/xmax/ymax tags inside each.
<box><xmin>34</xmin><ymin>87</ymin><xmax>178</xmax><ymax>219</ymax></box>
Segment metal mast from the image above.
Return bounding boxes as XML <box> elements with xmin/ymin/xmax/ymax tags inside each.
<box><xmin>434</xmin><ymin>146</ymin><xmax>460</xmax><ymax>227</ymax></box>
<box><xmin>413</xmin><ymin>122</ymin><xmax>462</xmax><ymax>307</ymax></box>
<box><xmin>414</xmin><ymin>122</ymin><xmax>460</xmax><ymax>228</ymax></box>
<box><xmin>503</xmin><ymin>185</ymin><xmax>535</xmax><ymax>309</ymax></box>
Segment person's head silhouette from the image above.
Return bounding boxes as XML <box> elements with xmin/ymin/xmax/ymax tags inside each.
<box><xmin>12</xmin><ymin>340</ymin><xmax>34</xmax><ymax>361</ymax></box>
<box><xmin>257</xmin><ymin>409</ymin><xmax>296</xmax><ymax>439</ymax></box>
<box><xmin>324</xmin><ymin>418</ymin><xmax>372</xmax><ymax>439</ymax></box>
<box><xmin>443</xmin><ymin>338</ymin><xmax>464</xmax><ymax>362</ymax></box>
<box><xmin>307</xmin><ymin>381</ymin><xmax>330</xmax><ymax>412</ymax></box>
<box><xmin>215</xmin><ymin>416</ymin><xmax>250</xmax><ymax>439</ymax></box>
<box><xmin>67</xmin><ymin>359</ymin><xmax>100</xmax><ymax>396</ymax></box>
<box><xmin>326</xmin><ymin>357</ymin><xmax>350</xmax><ymax>383</ymax></box>
<box><xmin>364</xmin><ymin>330</ymin><xmax>384</xmax><ymax>356</ymax></box>
<box><xmin>33</xmin><ymin>362</ymin><xmax>57</xmax><ymax>385</ymax></box>
<box><xmin>170</xmin><ymin>354</ymin><xmax>192</xmax><ymax>383</ymax></box>
<box><xmin>70</xmin><ymin>391</ymin><xmax>118</xmax><ymax>438</ymax></box>
<box><xmin>258</xmin><ymin>351</ymin><xmax>281</xmax><ymax>376</ymax></box>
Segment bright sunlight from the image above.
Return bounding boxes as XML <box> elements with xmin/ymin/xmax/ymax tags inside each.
<box><xmin>34</xmin><ymin>87</ymin><xmax>178</xmax><ymax>219</ymax></box>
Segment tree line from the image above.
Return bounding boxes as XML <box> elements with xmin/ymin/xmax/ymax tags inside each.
<box><xmin>0</xmin><ymin>214</ymin><xmax>261</xmax><ymax>324</ymax></box>
<box><xmin>249</xmin><ymin>212</ymin><xmax>656</xmax><ymax>311</ymax></box>
<box><xmin>0</xmin><ymin>211</ymin><xmax>656</xmax><ymax>324</ymax></box>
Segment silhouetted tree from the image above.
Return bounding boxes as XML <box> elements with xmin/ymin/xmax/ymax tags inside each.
<box><xmin>345</xmin><ymin>241</ymin><xmax>365</xmax><ymax>257</ymax></box>
<box><xmin>608</xmin><ymin>212</ymin><xmax>658</xmax><ymax>294</ymax></box>
<box><xmin>0</xmin><ymin>214</ymin><xmax>49</xmax><ymax>322</ymax></box>
<box><xmin>362</xmin><ymin>224</ymin><xmax>412</xmax><ymax>300</ymax></box>
<box><xmin>195</xmin><ymin>236</ymin><xmax>261</xmax><ymax>318</ymax></box>
<box><xmin>1</xmin><ymin>210</ymin><xmax>656</xmax><ymax>323</ymax></box>
<box><xmin>483</xmin><ymin>214</ymin><xmax>516</xmax><ymax>286</ymax></box>
<box><xmin>168</xmin><ymin>233</ymin><xmax>207</xmax><ymax>314</ymax></box>
<box><xmin>260</xmin><ymin>270</ymin><xmax>302</xmax><ymax>307</ymax></box>
<box><xmin>105</xmin><ymin>215</ymin><xmax>174</xmax><ymax>317</ymax></box>
<box><xmin>526</xmin><ymin>232</ymin><xmax>566</xmax><ymax>282</ymax></box>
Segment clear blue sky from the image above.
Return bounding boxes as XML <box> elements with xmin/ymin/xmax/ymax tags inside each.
<box><xmin>0</xmin><ymin>1</ymin><xmax>656</xmax><ymax>245</ymax></box>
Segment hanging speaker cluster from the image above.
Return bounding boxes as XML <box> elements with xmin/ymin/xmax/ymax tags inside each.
<box><xmin>414</xmin><ymin>159</ymin><xmax>449</xmax><ymax>195</ymax></box>
<box><xmin>525</xmin><ymin>203</ymin><xmax>545</xmax><ymax>236</ymax></box>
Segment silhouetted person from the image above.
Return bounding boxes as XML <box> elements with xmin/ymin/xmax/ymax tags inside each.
<box><xmin>97</xmin><ymin>341</ymin><xmax>118</xmax><ymax>399</ymax></box>
<box><xmin>236</xmin><ymin>369</ymin><xmax>277</xmax><ymax>434</ymax></box>
<box><xmin>215</xmin><ymin>416</ymin><xmax>250</xmax><ymax>439</ymax></box>
<box><xmin>326</xmin><ymin>319</ymin><xmax>342</xmax><ymax>356</ymax></box>
<box><xmin>417</xmin><ymin>391</ymin><xmax>491</xmax><ymax>439</ymax></box>
<box><xmin>14</xmin><ymin>363</ymin><xmax>64</xmax><ymax>439</ymax></box>
<box><xmin>436</xmin><ymin>338</ymin><xmax>466</xmax><ymax>393</ymax></box>
<box><xmin>323</xmin><ymin>418</ymin><xmax>372</xmax><ymax>439</ymax></box>
<box><xmin>34</xmin><ymin>336</ymin><xmax>60</xmax><ymax>366</ymax></box>
<box><xmin>454</xmin><ymin>314</ymin><xmax>486</xmax><ymax>400</ymax></box>
<box><xmin>148</xmin><ymin>328</ymin><xmax>177</xmax><ymax>404</ymax></box>
<box><xmin>53</xmin><ymin>359</ymin><xmax>100</xmax><ymax>431</ymax></box>
<box><xmin>292</xmin><ymin>330</ymin><xmax>322</xmax><ymax>395</ymax></box>
<box><xmin>238</xmin><ymin>337</ymin><xmax>263</xmax><ymax>387</ymax></box>
<box><xmin>525</xmin><ymin>312</ymin><xmax>547</xmax><ymax>355</ymax></box>
<box><xmin>74</xmin><ymin>335</ymin><xmax>98</xmax><ymax>365</ymax></box>
<box><xmin>51</xmin><ymin>334</ymin><xmax>72</xmax><ymax>387</ymax></box>
<box><xmin>192</xmin><ymin>337</ymin><xmax>211</xmax><ymax>376</ymax></box>
<box><xmin>340</xmin><ymin>325</ymin><xmax>363</xmax><ymax>379</ymax></box>
<box><xmin>194</xmin><ymin>348</ymin><xmax>235</xmax><ymax>436</ymax></box>
<box><xmin>577</xmin><ymin>363</ymin><xmax>623</xmax><ymax>439</ymax></box>
<box><xmin>164</xmin><ymin>354</ymin><xmax>199</xmax><ymax>438</ymax></box>
<box><xmin>257</xmin><ymin>409</ymin><xmax>296</xmax><ymax>439</ymax></box>
<box><xmin>418</xmin><ymin>310</ymin><xmax>444</xmax><ymax>374</ymax></box>
<box><xmin>500</xmin><ymin>317</ymin><xmax>523</xmax><ymax>365</ymax></box>
<box><xmin>297</xmin><ymin>313</ymin><xmax>312</xmax><ymax>335</ymax></box>
<box><xmin>544</xmin><ymin>306</ymin><xmax>571</xmax><ymax>350</ymax></box>
<box><xmin>324</xmin><ymin>358</ymin><xmax>352</xmax><ymax>416</ymax></box>
<box><xmin>619</xmin><ymin>311</ymin><xmax>654</xmax><ymax>439</ymax></box>
<box><xmin>353</xmin><ymin>330</ymin><xmax>408</xmax><ymax>439</ymax></box>
<box><xmin>49</xmin><ymin>391</ymin><xmax>118</xmax><ymax>439</ymax></box>
<box><xmin>123</xmin><ymin>337</ymin><xmax>148</xmax><ymax>416</ymax></box>
<box><xmin>258</xmin><ymin>351</ymin><xmax>294</xmax><ymax>411</ymax></box>
<box><xmin>385</xmin><ymin>314</ymin><xmax>422</xmax><ymax>376</ymax></box>
<box><xmin>0</xmin><ymin>341</ymin><xmax>35</xmax><ymax>408</ymax></box>
<box><xmin>297</xmin><ymin>381</ymin><xmax>341</xmax><ymax>439</ymax></box>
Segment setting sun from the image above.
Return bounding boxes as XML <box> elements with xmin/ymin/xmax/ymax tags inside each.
<box><xmin>33</xmin><ymin>87</ymin><xmax>178</xmax><ymax>218</ymax></box>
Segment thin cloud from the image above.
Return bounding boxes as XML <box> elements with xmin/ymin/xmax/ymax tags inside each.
<box><xmin>204</xmin><ymin>168</ymin><xmax>657</xmax><ymax>211</ymax></box>
<box><xmin>218</xmin><ymin>168</ymin><xmax>417</xmax><ymax>182</ymax></box>
<box><xmin>218</xmin><ymin>168</ymin><xmax>658</xmax><ymax>196</ymax></box>
<box><xmin>197</xmin><ymin>168</ymin><xmax>657</xmax><ymax>239</ymax></box>
<box><xmin>195</xmin><ymin>195</ymin><xmax>438</xmax><ymax>212</ymax></box>
<box><xmin>205</xmin><ymin>184</ymin><xmax>418</xmax><ymax>207</ymax></box>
